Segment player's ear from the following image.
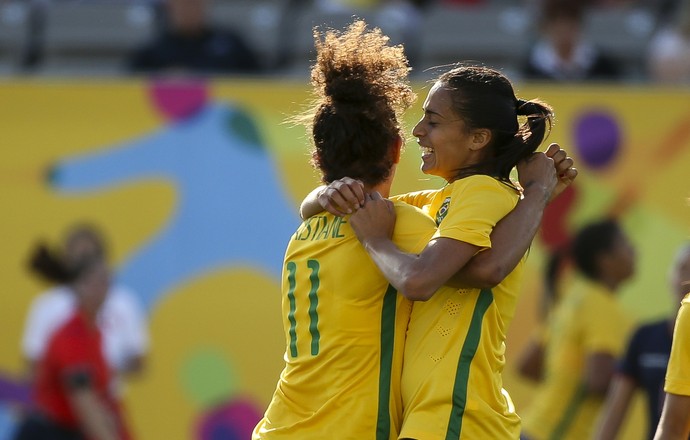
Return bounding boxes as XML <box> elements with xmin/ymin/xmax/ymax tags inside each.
<box><xmin>469</xmin><ymin>129</ymin><xmax>491</xmax><ymax>151</ymax></box>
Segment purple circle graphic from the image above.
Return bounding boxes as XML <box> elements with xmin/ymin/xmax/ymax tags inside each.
<box><xmin>197</xmin><ymin>398</ymin><xmax>263</xmax><ymax>440</ymax></box>
<box><xmin>0</xmin><ymin>374</ymin><xmax>30</xmax><ymax>405</ymax></box>
<box><xmin>574</xmin><ymin>111</ymin><xmax>621</xmax><ymax>169</ymax></box>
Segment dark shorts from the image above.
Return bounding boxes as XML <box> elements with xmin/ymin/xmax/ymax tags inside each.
<box><xmin>13</xmin><ymin>413</ymin><xmax>84</xmax><ymax>440</ymax></box>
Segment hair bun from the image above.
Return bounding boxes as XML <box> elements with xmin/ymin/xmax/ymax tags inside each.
<box><xmin>324</xmin><ymin>74</ymin><xmax>372</xmax><ymax>104</ymax></box>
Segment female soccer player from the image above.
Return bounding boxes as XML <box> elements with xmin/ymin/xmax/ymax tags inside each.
<box><xmin>253</xmin><ymin>21</ymin><xmax>440</xmax><ymax>440</ymax></box>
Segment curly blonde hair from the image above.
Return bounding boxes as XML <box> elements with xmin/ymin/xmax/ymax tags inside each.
<box><xmin>299</xmin><ymin>20</ymin><xmax>415</xmax><ymax>185</ymax></box>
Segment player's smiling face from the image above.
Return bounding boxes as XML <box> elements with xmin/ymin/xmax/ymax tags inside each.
<box><xmin>412</xmin><ymin>83</ymin><xmax>475</xmax><ymax>183</ymax></box>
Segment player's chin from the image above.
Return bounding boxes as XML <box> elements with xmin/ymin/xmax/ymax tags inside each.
<box><xmin>420</xmin><ymin>159</ymin><xmax>435</xmax><ymax>175</ymax></box>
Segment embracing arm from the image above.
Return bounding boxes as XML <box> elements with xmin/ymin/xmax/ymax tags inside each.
<box><xmin>300</xmin><ymin>186</ymin><xmax>327</xmax><ymax>219</ymax></box>
<box><xmin>451</xmin><ymin>144</ymin><xmax>577</xmax><ymax>288</ymax></box>
<box><xmin>449</xmin><ymin>182</ymin><xmax>550</xmax><ymax>288</ymax></box>
<box><xmin>351</xmin><ymin>192</ymin><xmax>481</xmax><ymax>301</ymax></box>
<box><xmin>363</xmin><ymin>235</ymin><xmax>479</xmax><ymax>301</ymax></box>
<box><xmin>299</xmin><ymin>178</ymin><xmax>365</xmax><ymax>219</ymax></box>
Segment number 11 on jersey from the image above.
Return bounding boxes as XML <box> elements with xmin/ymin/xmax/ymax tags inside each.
<box><xmin>286</xmin><ymin>260</ymin><xmax>321</xmax><ymax>358</ymax></box>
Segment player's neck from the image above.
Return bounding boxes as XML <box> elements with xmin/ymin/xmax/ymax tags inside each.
<box><xmin>77</xmin><ymin>303</ymin><xmax>100</xmax><ymax>329</ymax></box>
<box><xmin>365</xmin><ymin>167</ymin><xmax>395</xmax><ymax>198</ymax></box>
<box><xmin>597</xmin><ymin>275</ymin><xmax>622</xmax><ymax>293</ymax></box>
<box><xmin>366</xmin><ymin>181</ymin><xmax>392</xmax><ymax>199</ymax></box>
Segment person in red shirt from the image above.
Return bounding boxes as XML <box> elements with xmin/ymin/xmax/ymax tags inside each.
<box><xmin>14</xmin><ymin>244</ymin><xmax>130</xmax><ymax>440</ymax></box>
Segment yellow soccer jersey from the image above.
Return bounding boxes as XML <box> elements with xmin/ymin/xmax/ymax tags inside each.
<box><xmin>665</xmin><ymin>293</ymin><xmax>690</xmax><ymax>396</ymax></box>
<box><xmin>395</xmin><ymin>175</ymin><xmax>524</xmax><ymax>440</ymax></box>
<box><xmin>253</xmin><ymin>202</ymin><xmax>437</xmax><ymax>440</ymax></box>
<box><xmin>521</xmin><ymin>278</ymin><xmax>634</xmax><ymax>440</ymax></box>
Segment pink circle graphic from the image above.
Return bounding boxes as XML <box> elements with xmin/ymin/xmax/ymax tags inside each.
<box><xmin>149</xmin><ymin>79</ymin><xmax>209</xmax><ymax>121</ymax></box>
<box><xmin>197</xmin><ymin>398</ymin><xmax>263</xmax><ymax>440</ymax></box>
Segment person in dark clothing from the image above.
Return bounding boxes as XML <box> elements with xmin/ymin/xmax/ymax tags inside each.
<box><xmin>522</xmin><ymin>0</ymin><xmax>621</xmax><ymax>82</ymax></box>
<box><xmin>127</xmin><ymin>0</ymin><xmax>261</xmax><ymax>75</ymax></box>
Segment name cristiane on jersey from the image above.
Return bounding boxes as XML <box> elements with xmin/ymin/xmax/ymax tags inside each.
<box><xmin>293</xmin><ymin>215</ymin><xmax>348</xmax><ymax>241</ymax></box>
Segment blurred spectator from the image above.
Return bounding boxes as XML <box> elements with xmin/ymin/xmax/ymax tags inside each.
<box><xmin>595</xmin><ymin>244</ymin><xmax>690</xmax><ymax>440</ymax></box>
<box><xmin>638</xmin><ymin>0</ymin><xmax>682</xmax><ymax>26</ymax></box>
<box><xmin>375</xmin><ymin>0</ymin><xmax>429</xmax><ymax>67</ymax></box>
<box><xmin>440</xmin><ymin>0</ymin><xmax>487</xmax><ymax>5</ymax></box>
<box><xmin>14</xmin><ymin>244</ymin><xmax>131</xmax><ymax>440</ymax></box>
<box><xmin>315</xmin><ymin>0</ymin><xmax>381</xmax><ymax>10</ymax></box>
<box><xmin>648</xmin><ymin>0</ymin><xmax>690</xmax><ymax>84</ymax></box>
<box><xmin>22</xmin><ymin>224</ymin><xmax>149</xmax><ymax>398</ymax></box>
<box><xmin>312</xmin><ymin>0</ymin><xmax>430</xmax><ymax>68</ymax></box>
<box><xmin>519</xmin><ymin>219</ymin><xmax>636</xmax><ymax>440</ymax></box>
<box><xmin>127</xmin><ymin>0</ymin><xmax>262</xmax><ymax>75</ymax></box>
<box><xmin>522</xmin><ymin>0</ymin><xmax>622</xmax><ymax>81</ymax></box>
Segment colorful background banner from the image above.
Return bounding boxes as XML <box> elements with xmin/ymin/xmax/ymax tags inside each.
<box><xmin>1</xmin><ymin>79</ymin><xmax>689</xmax><ymax>439</ymax></box>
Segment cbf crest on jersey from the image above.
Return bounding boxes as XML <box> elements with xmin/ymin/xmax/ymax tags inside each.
<box><xmin>435</xmin><ymin>197</ymin><xmax>451</xmax><ymax>225</ymax></box>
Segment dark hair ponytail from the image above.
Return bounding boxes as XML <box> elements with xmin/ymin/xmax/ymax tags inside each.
<box><xmin>28</xmin><ymin>241</ymin><xmax>101</xmax><ymax>285</ymax></box>
<box><xmin>28</xmin><ymin>243</ymin><xmax>74</xmax><ymax>284</ymax></box>
<box><xmin>472</xmin><ymin>97</ymin><xmax>553</xmax><ymax>182</ymax></box>
<box><xmin>437</xmin><ymin>65</ymin><xmax>554</xmax><ymax>182</ymax></box>
<box><xmin>501</xmin><ymin>97</ymin><xmax>554</xmax><ymax>175</ymax></box>
<box><xmin>516</xmin><ymin>99</ymin><xmax>553</xmax><ymax>143</ymax></box>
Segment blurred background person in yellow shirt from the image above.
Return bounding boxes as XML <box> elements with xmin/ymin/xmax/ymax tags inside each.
<box><xmin>519</xmin><ymin>218</ymin><xmax>636</xmax><ymax>440</ymax></box>
<box><xmin>654</xmin><ymin>242</ymin><xmax>690</xmax><ymax>439</ymax></box>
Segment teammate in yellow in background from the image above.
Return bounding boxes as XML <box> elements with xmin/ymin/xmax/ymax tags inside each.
<box><xmin>595</xmin><ymin>244</ymin><xmax>690</xmax><ymax>440</ymax></box>
<box><xmin>654</xmin><ymin>252</ymin><xmax>690</xmax><ymax>439</ymax></box>
<box><xmin>520</xmin><ymin>219</ymin><xmax>636</xmax><ymax>440</ymax></box>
